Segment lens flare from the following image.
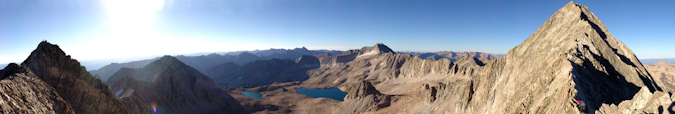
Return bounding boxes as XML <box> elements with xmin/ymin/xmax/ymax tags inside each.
<box><xmin>150</xmin><ymin>101</ymin><xmax>157</xmax><ymax>113</ymax></box>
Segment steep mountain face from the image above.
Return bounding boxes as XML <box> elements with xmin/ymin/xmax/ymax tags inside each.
<box><xmin>110</xmin><ymin>56</ymin><xmax>247</xmax><ymax>113</ymax></box>
<box><xmin>424</xmin><ymin>2</ymin><xmax>660</xmax><ymax>113</ymax></box>
<box><xmin>0</xmin><ymin>63</ymin><xmax>75</xmax><ymax>114</ymax></box>
<box><xmin>400</xmin><ymin>51</ymin><xmax>501</xmax><ymax>63</ymax></box>
<box><xmin>19</xmin><ymin>41</ymin><xmax>146</xmax><ymax>114</ymax></box>
<box><xmin>213</xmin><ymin>56</ymin><xmax>321</xmax><ymax>87</ymax></box>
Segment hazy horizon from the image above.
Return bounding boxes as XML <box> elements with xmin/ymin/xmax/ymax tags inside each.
<box><xmin>1</xmin><ymin>0</ymin><xmax>674</xmax><ymax>64</ymax></box>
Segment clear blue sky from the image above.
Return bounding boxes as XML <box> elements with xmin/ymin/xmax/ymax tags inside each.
<box><xmin>1</xmin><ymin>0</ymin><xmax>674</xmax><ymax>64</ymax></box>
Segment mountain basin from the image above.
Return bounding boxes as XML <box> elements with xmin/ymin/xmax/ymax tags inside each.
<box><xmin>241</xmin><ymin>91</ymin><xmax>264</xmax><ymax>100</ymax></box>
<box><xmin>296</xmin><ymin>88</ymin><xmax>346</xmax><ymax>101</ymax></box>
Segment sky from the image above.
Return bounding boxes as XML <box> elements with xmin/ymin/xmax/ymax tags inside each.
<box><xmin>0</xmin><ymin>0</ymin><xmax>674</xmax><ymax>64</ymax></box>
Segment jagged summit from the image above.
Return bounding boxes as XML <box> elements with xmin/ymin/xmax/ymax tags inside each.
<box><xmin>370</xmin><ymin>43</ymin><xmax>395</xmax><ymax>54</ymax></box>
<box><xmin>451</xmin><ymin>1</ymin><xmax>659</xmax><ymax>113</ymax></box>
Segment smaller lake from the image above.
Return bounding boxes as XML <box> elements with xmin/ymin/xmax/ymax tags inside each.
<box><xmin>296</xmin><ymin>88</ymin><xmax>346</xmax><ymax>101</ymax></box>
<box><xmin>241</xmin><ymin>91</ymin><xmax>264</xmax><ymax>100</ymax></box>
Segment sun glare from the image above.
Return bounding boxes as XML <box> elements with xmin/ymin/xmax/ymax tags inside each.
<box><xmin>102</xmin><ymin>0</ymin><xmax>164</xmax><ymax>13</ymax></box>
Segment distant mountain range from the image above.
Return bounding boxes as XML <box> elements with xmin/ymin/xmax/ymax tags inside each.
<box><xmin>89</xmin><ymin>47</ymin><xmax>344</xmax><ymax>82</ymax></box>
<box><xmin>88</xmin><ymin>47</ymin><xmax>504</xmax><ymax>84</ymax></box>
<box><xmin>4</xmin><ymin>2</ymin><xmax>675</xmax><ymax>114</ymax></box>
<box><xmin>640</xmin><ymin>58</ymin><xmax>675</xmax><ymax>65</ymax></box>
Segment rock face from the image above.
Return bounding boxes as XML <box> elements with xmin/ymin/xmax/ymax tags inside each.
<box><xmin>20</xmin><ymin>41</ymin><xmax>144</xmax><ymax>114</ymax></box>
<box><xmin>426</xmin><ymin>2</ymin><xmax>660</xmax><ymax>113</ymax></box>
<box><xmin>213</xmin><ymin>56</ymin><xmax>321</xmax><ymax>87</ymax></box>
<box><xmin>337</xmin><ymin>81</ymin><xmax>391</xmax><ymax>114</ymax></box>
<box><xmin>0</xmin><ymin>63</ymin><xmax>75</xmax><ymax>114</ymax></box>
<box><xmin>110</xmin><ymin>56</ymin><xmax>247</xmax><ymax>114</ymax></box>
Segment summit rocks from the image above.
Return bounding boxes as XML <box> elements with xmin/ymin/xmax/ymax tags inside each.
<box><xmin>20</xmin><ymin>41</ymin><xmax>144</xmax><ymax>114</ymax></box>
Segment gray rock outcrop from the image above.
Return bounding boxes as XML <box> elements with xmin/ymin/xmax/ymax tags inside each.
<box><xmin>337</xmin><ymin>81</ymin><xmax>391</xmax><ymax>114</ymax></box>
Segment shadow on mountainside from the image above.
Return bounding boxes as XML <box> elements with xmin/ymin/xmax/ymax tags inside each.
<box><xmin>570</xmin><ymin>43</ymin><xmax>656</xmax><ymax>112</ymax></box>
<box><xmin>580</xmin><ymin>11</ymin><xmax>661</xmax><ymax>93</ymax></box>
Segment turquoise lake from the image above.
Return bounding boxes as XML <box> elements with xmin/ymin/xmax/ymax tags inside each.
<box><xmin>241</xmin><ymin>91</ymin><xmax>264</xmax><ymax>100</ymax></box>
<box><xmin>296</xmin><ymin>88</ymin><xmax>346</xmax><ymax>101</ymax></box>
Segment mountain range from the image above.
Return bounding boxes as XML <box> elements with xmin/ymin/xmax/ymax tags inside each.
<box><xmin>3</xmin><ymin>1</ymin><xmax>675</xmax><ymax>114</ymax></box>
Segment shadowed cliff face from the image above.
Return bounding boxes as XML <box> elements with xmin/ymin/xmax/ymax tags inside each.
<box><xmin>110</xmin><ymin>56</ymin><xmax>247</xmax><ymax>114</ymax></box>
<box><xmin>19</xmin><ymin>41</ymin><xmax>145</xmax><ymax>114</ymax></box>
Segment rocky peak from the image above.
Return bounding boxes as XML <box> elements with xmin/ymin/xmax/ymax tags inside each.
<box><xmin>17</xmin><ymin>41</ymin><xmax>142</xmax><ymax>114</ymax></box>
<box><xmin>1</xmin><ymin>63</ymin><xmax>24</xmax><ymax>79</ymax></box>
<box><xmin>294</xmin><ymin>47</ymin><xmax>309</xmax><ymax>51</ymax></box>
<box><xmin>339</xmin><ymin>81</ymin><xmax>392</xmax><ymax>113</ymax></box>
<box><xmin>295</xmin><ymin>55</ymin><xmax>320</xmax><ymax>65</ymax></box>
<box><xmin>368</xmin><ymin>43</ymin><xmax>395</xmax><ymax>54</ymax></box>
<box><xmin>458</xmin><ymin>1</ymin><xmax>660</xmax><ymax>113</ymax></box>
<box><xmin>345</xmin><ymin>81</ymin><xmax>383</xmax><ymax>99</ymax></box>
<box><xmin>22</xmin><ymin>41</ymin><xmax>82</xmax><ymax>79</ymax></box>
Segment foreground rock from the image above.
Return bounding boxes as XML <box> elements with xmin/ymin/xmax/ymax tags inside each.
<box><xmin>336</xmin><ymin>81</ymin><xmax>392</xmax><ymax>113</ymax></box>
<box><xmin>596</xmin><ymin>87</ymin><xmax>675</xmax><ymax>114</ymax></box>
<box><xmin>111</xmin><ymin>56</ymin><xmax>247</xmax><ymax>113</ymax></box>
<box><xmin>0</xmin><ymin>63</ymin><xmax>74</xmax><ymax>114</ymax></box>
